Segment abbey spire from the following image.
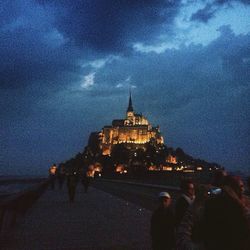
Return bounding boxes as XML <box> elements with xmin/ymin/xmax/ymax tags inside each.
<box><xmin>127</xmin><ymin>90</ymin><xmax>134</xmax><ymax>112</ymax></box>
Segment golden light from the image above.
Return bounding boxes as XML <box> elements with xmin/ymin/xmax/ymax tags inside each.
<box><xmin>183</xmin><ymin>169</ymin><xmax>195</xmax><ymax>173</ymax></box>
<box><xmin>176</xmin><ymin>166</ymin><xmax>184</xmax><ymax>171</ymax></box>
<box><xmin>115</xmin><ymin>164</ymin><xmax>127</xmax><ymax>174</ymax></box>
<box><xmin>162</xmin><ymin>166</ymin><xmax>173</xmax><ymax>171</ymax></box>
<box><xmin>49</xmin><ymin>166</ymin><xmax>57</xmax><ymax>175</ymax></box>
<box><xmin>148</xmin><ymin>165</ymin><xmax>158</xmax><ymax>171</ymax></box>
<box><xmin>86</xmin><ymin>170</ymin><xmax>94</xmax><ymax>177</ymax></box>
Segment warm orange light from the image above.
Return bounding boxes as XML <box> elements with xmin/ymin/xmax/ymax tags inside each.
<box><xmin>162</xmin><ymin>166</ymin><xmax>173</xmax><ymax>171</ymax></box>
<box><xmin>148</xmin><ymin>165</ymin><xmax>158</xmax><ymax>171</ymax></box>
<box><xmin>49</xmin><ymin>166</ymin><xmax>57</xmax><ymax>175</ymax></box>
<box><xmin>166</xmin><ymin>155</ymin><xmax>177</xmax><ymax>164</ymax></box>
<box><xmin>183</xmin><ymin>169</ymin><xmax>195</xmax><ymax>173</ymax></box>
<box><xmin>86</xmin><ymin>170</ymin><xmax>94</xmax><ymax>177</ymax></box>
<box><xmin>176</xmin><ymin>166</ymin><xmax>184</xmax><ymax>171</ymax></box>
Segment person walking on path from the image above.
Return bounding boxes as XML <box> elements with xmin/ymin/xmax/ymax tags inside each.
<box><xmin>57</xmin><ymin>165</ymin><xmax>66</xmax><ymax>190</ymax></box>
<box><xmin>67</xmin><ymin>172</ymin><xmax>78</xmax><ymax>202</ymax></box>
<box><xmin>151</xmin><ymin>192</ymin><xmax>175</xmax><ymax>250</ymax></box>
<box><xmin>175</xmin><ymin>179</ymin><xmax>195</xmax><ymax>228</ymax></box>
<box><xmin>49</xmin><ymin>163</ymin><xmax>57</xmax><ymax>190</ymax></box>
<box><xmin>81</xmin><ymin>170</ymin><xmax>92</xmax><ymax>193</ymax></box>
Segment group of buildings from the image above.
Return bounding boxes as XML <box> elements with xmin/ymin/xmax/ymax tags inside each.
<box><xmin>85</xmin><ymin>92</ymin><xmax>220</xmax><ymax>175</ymax></box>
<box><xmin>99</xmin><ymin>92</ymin><xmax>164</xmax><ymax>156</ymax></box>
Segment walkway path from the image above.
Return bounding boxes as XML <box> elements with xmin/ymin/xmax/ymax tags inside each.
<box><xmin>2</xmin><ymin>185</ymin><xmax>152</xmax><ymax>250</ymax></box>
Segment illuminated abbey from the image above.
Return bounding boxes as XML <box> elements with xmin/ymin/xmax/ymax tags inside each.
<box><xmin>100</xmin><ymin>93</ymin><xmax>164</xmax><ymax>155</ymax></box>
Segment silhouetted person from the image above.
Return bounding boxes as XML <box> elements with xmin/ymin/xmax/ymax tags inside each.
<box><xmin>211</xmin><ymin>169</ymin><xmax>227</xmax><ymax>188</ymax></box>
<box><xmin>81</xmin><ymin>171</ymin><xmax>91</xmax><ymax>193</ymax></box>
<box><xmin>49</xmin><ymin>163</ymin><xmax>57</xmax><ymax>190</ymax></box>
<box><xmin>203</xmin><ymin>175</ymin><xmax>250</xmax><ymax>250</ymax></box>
<box><xmin>246</xmin><ymin>176</ymin><xmax>250</xmax><ymax>196</ymax></box>
<box><xmin>67</xmin><ymin>172</ymin><xmax>78</xmax><ymax>202</ymax></box>
<box><xmin>57</xmin><ymin>166</ymin><xmax>65</xmax><ymax>189</ymax></box>
<box><xmin>177</xmin><ymin>184</ymin><xmax>209</xmax><ymax>250</ymax></box>
<box><xmin>175</xmin><ymin>179</ymin><xmax>195</xmax><ymax>228</ymax></box>
<box><xmin>151</xmin><ymin>192</ymin><xmax>175</xmax><ymax>250</ymax></box>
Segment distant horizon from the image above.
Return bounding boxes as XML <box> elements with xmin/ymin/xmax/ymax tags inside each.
<box><xmin>1</xmin><ymin>143</ymin><xmax>249</xmax><ymax>177</ymax></box>
<box><xmin>0</xmin><ymin>165</ymin><xmax>249</xmax><ymax>177</ymax></box>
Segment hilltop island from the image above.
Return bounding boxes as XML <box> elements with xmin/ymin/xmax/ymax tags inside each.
<box><xmin>59</xmin><ymin>93</ymin><xmax>222</xmax><ymax>183</ymax></box>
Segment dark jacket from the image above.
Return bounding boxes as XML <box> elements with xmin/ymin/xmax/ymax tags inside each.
<box><xmin>202</xmin><ymin>188</ymin><xmax>250</xmax><ymax>250</ymax></box>
<box><xmin>67</xmin><ymin>174</ymin><xmax>78</xmax><ymax>188</ymax></box>
<box><xmin>151</xmin><ymin>206</ymin><xmax>175</xmax><ymax>250</ymax></box>
<box><xmin>175</xmin><ymin>196</ymin><xmax>190</xmax><ymax>228</ymax></box>
<box><xmin>176</xmin><ymin>203</ymin><xmax>205</xmax><ymax>250</ymax></box>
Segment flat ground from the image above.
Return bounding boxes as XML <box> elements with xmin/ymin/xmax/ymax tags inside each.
<box><xmin>2</xmin><ymin>184</ymin><xmax>152</xmax><ymax>250</ymax></box>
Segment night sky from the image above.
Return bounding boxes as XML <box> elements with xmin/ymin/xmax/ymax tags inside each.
<box><xmin>1</xmin><ymin>0</ymin><xmax>250</xmax><ymax>175</ymax></box>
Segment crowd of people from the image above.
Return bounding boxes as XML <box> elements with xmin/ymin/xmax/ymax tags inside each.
<box><xmin>48</xmin><ymin>164</ymin><xmax>92</xmax><ymax>202</ymax></box>
<box><xmin>48</xmin><ymin>164</ymin><xmax>250</xmax><ymax>250</ymax></box>
<box><xmin>151</xmin><ymin>171</ymin><xmax>250</xmax><ymax>250</ymax></box>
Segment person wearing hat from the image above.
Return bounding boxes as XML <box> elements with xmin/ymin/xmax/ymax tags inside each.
<box><xmin>150</xmin><ymin>191</ymin><xmax>175</xmax><ymax>250</ymax></box>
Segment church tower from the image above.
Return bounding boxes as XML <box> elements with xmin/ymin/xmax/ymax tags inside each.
<box><xmin>126</xmin><ymin>91</ymin><xmax>134</xmax><ymax>123</ymax></box>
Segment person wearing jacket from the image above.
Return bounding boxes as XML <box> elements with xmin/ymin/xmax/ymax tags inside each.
<box><xmin>151</xmin><ymin>192</ymin><xmax>175</xmax><ymax>250</ymax></box>
<box><xmin>202</xmin><ymin>175</ymin><xmax>250</xmax><ymax>250</ymax></box>
<box><xmin>175</xmin><ymin>179</ymin><xmax>195</xmax><ymax>228</ymax></box>
<box><xmin>176</xmin><ymin>185</ymin><xmax>209</xmax><ymax>250</ymax></box>
<box><xmin>67</xmin><ymin>172</ymin><xmax>78</xmax><ymax>202</ymax></box>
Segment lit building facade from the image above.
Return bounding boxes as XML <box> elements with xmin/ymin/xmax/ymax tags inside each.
<box><xmin>100</xmin><ymin>93</ymin><xmax>164</xmax><ymax>155</ymax></box>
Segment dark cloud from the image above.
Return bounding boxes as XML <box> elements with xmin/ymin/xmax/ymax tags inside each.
<box><xmin>86</xmin><ymin>26</ymin><xmax>250</xmax><ymax>171</ymax></box>
<box><xmin>191</xmin><ymin>0</ymin><xmax>250</xmax><ymax>23</ymax></box>
<box><xmin>0</xmin><ymin>28</ymin><xmax>80</xmax><ymax>90</ymax></box>
<box><xmin>215</xmin><ymin>0</ymin><xmax>250</xmax><ymax>5</ymax></box>
<box><xmin>191</xmin><ymin>4</ymin><xmax>216</xmax><ymax>23</ymax></box>
<box><xmin>37</xmin><ymin>0</ymin><xmax>181</xmax><ymax>52</ymax></box>
<box><xmin>1</xmin><ymin>0</ymin><xmax>250</xmax><ymax>174</ymax></box>
<box><xmin>207</xmin><ymin>26</ymin><xmax>250</xmax><ymax>86</ymax></box>
<box><xmin>0</xmin><ymin>0</ymin><xmax>181</xmax><ymax>93</ymax></box>
<box><xmin>0</xmin><ymin>1</ymin><xmax>76</xmax><ymax>90</ymax></box>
